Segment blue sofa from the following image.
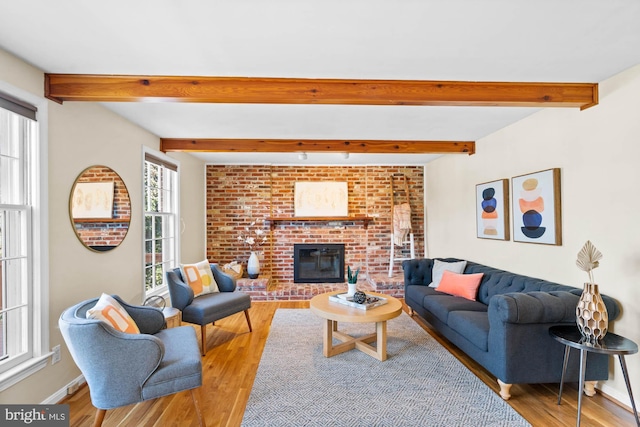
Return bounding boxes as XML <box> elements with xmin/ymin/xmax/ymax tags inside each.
<box><xmin>403</xmin><ymin>258</ymin><xmax>620</xmax><ymax>400</ymax></box>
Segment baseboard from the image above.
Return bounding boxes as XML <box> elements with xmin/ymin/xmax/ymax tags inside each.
<box><xmin>598</xmin><ymin>383</ymin><xmax>637</xmax><ymax>413</ymax></box>
<box><xmin>41</xmin><ymin>374</ymin><xmax>85</xmax><ymax>404</ymax></box>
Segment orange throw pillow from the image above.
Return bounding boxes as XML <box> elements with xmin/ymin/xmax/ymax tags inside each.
<box><xmin>435</xmin><ymin>270</ymin><xmax>484</xmax><ymax>301</ymax></box>
<box><xmin>180</xmin><ymin>260</ymin><xmax>219</xmax><ymax>297</ymax></box>
<box><xmin>86</xmin><ymin>293</ymin><xmax>140</xmax><ymax>334</ymax></box>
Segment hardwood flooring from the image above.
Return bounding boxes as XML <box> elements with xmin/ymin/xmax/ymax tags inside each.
<box><xmin>61</xmin><ymin>300</ymin><xmax>636</xmax><ymax>426</ymax></box>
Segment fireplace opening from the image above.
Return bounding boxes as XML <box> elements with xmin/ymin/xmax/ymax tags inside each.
<box><xmin>293</xmin><ymin>244</ymin><xmax>345</xmax><ymax>283</ymax></box>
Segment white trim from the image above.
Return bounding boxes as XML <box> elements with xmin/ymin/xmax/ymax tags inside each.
<box><xmin>422</xmin><ymin>165</ymin><xmax>429</xmax><ymax>258</ymax></box>
<box><xmin>42</xmin><ymin>374</ymin><xmax>85</xmax><ymax>404</ymax></box>
<box><xmin>144</xmin><ymin>288</ymin><xmax>170</xmax><ymax>300</ymax></box>
<box><xmin>599</xmin><ymin>383</ymin><xmax>637</xmax><ymax>414</ymax></box>
<box><xmin>141</xmin><ymin>146</ymin><xmax>180</xmax><ymax>298</ymax></box>
<box><xmin>0</xmin><ymin>354</ymin><xmax>49</xmax><ymax>393</ymax></box>
<box><xmin>202</xmin><ymin>162</ymin><xmax>208</xmax><ymax>260</ymax></box>
<box><xmin>0</xmin><ymin>79</ymin><xmax>50</xmax><ymax>389</ymax></box>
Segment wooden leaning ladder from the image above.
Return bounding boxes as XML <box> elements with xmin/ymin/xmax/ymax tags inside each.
<box><xmin>389</xmin><ymin>173</ymin><xmax>415</xmax><ymax>277</ymax></box>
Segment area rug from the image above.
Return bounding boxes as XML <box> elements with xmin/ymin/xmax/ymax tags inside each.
<box><xmin>242</xmin><ymin>309</ymin><xmax>530</xmax><ymax>426</ymax></box>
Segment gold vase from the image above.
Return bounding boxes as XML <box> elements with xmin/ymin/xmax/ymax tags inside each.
<box><xmin>576</xmin><ymin>282</ymin><xmax>608</xmax><ymax>344</ymax></box>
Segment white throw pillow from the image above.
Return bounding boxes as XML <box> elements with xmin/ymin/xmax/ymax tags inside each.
<box><xmin>428</xmin><ymin>259</ymin><xmax>468</xmax><ymax>288</ymax></box>
<box><xmin>86</xmin><ymin>293</ymin><xmax>140</xmax><ymax>334</ymax></box>
<box><xmin>180</xmin><ymin>260</ymin><xmax>220</xmax><ymax>297</ymax></box>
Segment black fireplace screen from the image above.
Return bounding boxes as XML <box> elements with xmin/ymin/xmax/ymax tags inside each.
<box><xmin>293</xmin><ymin>244</ymin><xmax>345</xmax><ymax>283</ymax></box>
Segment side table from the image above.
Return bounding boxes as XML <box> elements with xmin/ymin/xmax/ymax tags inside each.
<box><xmin>162</xmin><ymin>307</ymin><xmax>181</xmax><ymax>329</ymax></box>
<box><xmin>549</xmin><ymin>325</ymin><xmax>639</xmax><ymax>426</ymax></box>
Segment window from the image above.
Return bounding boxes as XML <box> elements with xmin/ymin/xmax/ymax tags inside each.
<box><xmin>143</xmin><ymin>149</ymin><xmax>179</xmax><ymax>296</ymax></box>
<box><xmin>0</xmin><ymin>86</ymin><xmax>48</xmax><ymax>390</ymax></box>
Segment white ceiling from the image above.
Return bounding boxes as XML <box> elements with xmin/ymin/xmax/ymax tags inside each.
<box><xmin>1</xmin><ymin>0</ymin><xmax>640</xmax><ymax>164</ymax></box>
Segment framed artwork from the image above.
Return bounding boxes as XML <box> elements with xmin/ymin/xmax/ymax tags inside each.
<box><xmin>476</xmin><ymin>179</ymin><xmax>510</xmax><ymax>240</ymax></box>
<box><xmin>511</xmin><ymin>168</ymin><xmax>562</xmax><ymax>245</ymax></box>
<box><xmin>294</xmin><ymin>181</ymin><xmax>348</xmax><ymax>217</ymax></box>
<box><xmin>71</xmin><ymin>181</ymin><xmax>115</xmax><ymax>219</ymax></box>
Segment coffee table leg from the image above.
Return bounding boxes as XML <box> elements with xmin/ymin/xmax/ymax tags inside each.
<box><xmin>322</xmin><ymin>319</ymin><xmax>334</xmax><ymax>357</ymax></box>
<box><xmin>377</xmin><ymin>321</ymin><xmax>387</xmax><ymax>361</ymax></box>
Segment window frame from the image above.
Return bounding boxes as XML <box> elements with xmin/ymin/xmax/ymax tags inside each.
<box><xmin>142</xmin><ymin>147</ymin><xmax>180</xmax><ymax>298</ymax></box>
<box><xmin>0</xmin><ymin>81</ymin><xmax>49</xmax><ymax>392</ymax></box>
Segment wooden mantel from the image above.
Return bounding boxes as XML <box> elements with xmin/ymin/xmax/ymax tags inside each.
<box><xmin>266</xmin><ymin>216</ymin><xmax>373</xmax><ymax>230</ymax></box>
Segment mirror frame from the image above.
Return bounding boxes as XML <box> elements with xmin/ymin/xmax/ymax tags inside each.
<box><xmin>69</xmin><ymin>165</ymin><xmax>131</xmax><ymax>252</ymax></box>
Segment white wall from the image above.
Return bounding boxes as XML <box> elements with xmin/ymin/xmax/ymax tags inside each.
<box><xmin>0</xmin><ymin>48</ymin><xmax>205</xmax><ymax>404</ymax></box>
<box><xmin>425</xmin><ymin>63</ymin><xmax>640</xmax><ymax>406</ymax></box>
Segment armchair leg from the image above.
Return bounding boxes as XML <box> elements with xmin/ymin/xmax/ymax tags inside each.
<box><xmin>93</xmin><ymin>408</ymin><xmax>106</xmax><ymax>427</ymax></box>
<box><xmin>244</xmin><ymin>309</ymin><xmax>253</xmax><ymax>332</ymax></box>
<box><xmin>190</xmin><ymin>387</ymin><xmax>206</xmax><ymax>427</ymax></box>
<box><xmin>201</xmin><ymin>324</ymin><xmax>207</xmax><ymax>356</ymax></box>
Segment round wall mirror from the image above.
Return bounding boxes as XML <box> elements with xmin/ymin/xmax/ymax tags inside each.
<box><xmin>69</xmin><ymin>165</ymin><xmax>131</xmax><ymax>252</ymax></box>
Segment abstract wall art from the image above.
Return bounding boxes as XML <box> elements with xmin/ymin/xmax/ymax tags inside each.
<box><xmin>294</xmin><ymin>181</ymin><xmax>348</xmax><ymax>217</ymax></box>
<box><xmin>511</xmin><ymin>168</ymin><xmax>562</xmax><ymax>245</ymax></box>
<box><xmin>71</xmin><ymin>181</ymin><xmax>115</xmax><ymax>219</ymax></box>
<box><xmin>476</xmin><ymin>179</ymin><xmax>510</xmax><ymax>240</ymax></box>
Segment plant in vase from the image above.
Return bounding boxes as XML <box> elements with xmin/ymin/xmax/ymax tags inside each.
<box><xmin>238</xmin><ymin>219</ymin><xmax>268</xmax><ymax>279</ymax></box>
<box><xmin>347</xmin><ymin>266</ymin><xmax>360</xmax><ymax>297</ymax></box>
<box><xmin>575</xmin><ymin>240</ymin><xmax>608</xmax><ymax>344</ymax></box>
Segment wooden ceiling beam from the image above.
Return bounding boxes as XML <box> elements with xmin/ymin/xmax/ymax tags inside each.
<box><xmin>45</xmin><ymin>74</ymin><xmax>598</xmax><ymax>109</ymax></box>
<box><xmin>160</xmin><ymin>138</ymin><xmax>475</xmax><ymax>155</ymax></box>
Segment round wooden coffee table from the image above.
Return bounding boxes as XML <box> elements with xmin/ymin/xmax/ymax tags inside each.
<box><xmin>309</xmin><ymin>291</ymin><xmax>403</xmax><ymax>361</ymax></box>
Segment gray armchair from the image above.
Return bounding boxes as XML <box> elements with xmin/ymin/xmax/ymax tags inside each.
<box><xmin>166</xmin><ymin>263</ymin><xmax>252</xmax><ymax>355</ymax></box>
<box><xmin>59</xmin><ymin>295</ymin><xmax>205</xmax><ymax>427</ymax></box>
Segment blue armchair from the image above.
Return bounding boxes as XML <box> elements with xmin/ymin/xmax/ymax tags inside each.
<box><xmin>166</xmin><ymin>263</ymin><xmax>252</xmax><ymax>355</ymax></box>
<box><xmin>59</xmin><ymin>295</ymin><xmax>205</xmax><ymax>427</ymax></box>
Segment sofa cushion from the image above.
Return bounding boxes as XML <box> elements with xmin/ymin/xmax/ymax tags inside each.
<box><xmin>422</xmin><ymin>294</ymin><xmax>487</xmax><ymax>324</ymax></box>
<box><xmin>181</xmin><ymin>291</ymin><xmax>251</xmax><ymax>325</ymax></box>
<box><xmin>429</xmin><ymin>259</ymin><xmax>467</xmax><ymax>287</ymax></box>
<box><xmin>447</xmin><ymin>311</ymin><xmax>490</xmax><ymax>351</ymax></box>
<box><xmin>405</xmin><ymin>284</ymin><xmax>439</xmax><ymax>305</ymax></box>
<box><xmin>435</xmin><ymin>271</ymin><xmax>484</xmax><ymax>301</ymax></box>
<box><xmin>143</xmin><ymin>326</ymin><xmax>203</xmax><ymax>400</ymax></box>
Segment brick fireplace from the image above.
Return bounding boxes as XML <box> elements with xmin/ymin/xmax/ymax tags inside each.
<box><xmin>205</xmin><ymin>165</ymin><xmax>424</xmax><ymax>299</ymax></box>
<box><xmin>293</xmin><ymin>243</ymin><xmax>345</xmax><ymax>283</ymax></box>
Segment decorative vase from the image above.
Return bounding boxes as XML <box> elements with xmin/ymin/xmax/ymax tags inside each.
<box><xmin>247</xmin><ymin>251</ymin><xmax>260</xmax><ymax>279</ymax></box>
<box><xmin>347</xmin><ymin>282</ymin><xmax>357</xmax><ymax>297</ymax></box>
<box><xmin>576</xmin><ymin>282</ymin><xmax>608</xmax><ymax>344</ymax></box>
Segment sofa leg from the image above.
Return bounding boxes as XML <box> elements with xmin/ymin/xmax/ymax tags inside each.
<box><xmin>244</xmin><ymin>309</ymin><xmax>253</xmax><ymax>332</ymax></box>
<box><xmin>407</xmin><ymin>307</ymin><xmax>414</xmax><ymax>316</ymax></box>
<box><xmin>201</xmin><ymin>324</ymin><xmax>207</xmax><ymax>356</ymax></box>
<box><xmin>584</xmin><ymin>381</ymin><xmax>597</xmax><ymax>397</ymax></box>
<box><xmin>497</xmin><ymin>379</ymin><xmax>512</xmax><ymax>400</ymax></box>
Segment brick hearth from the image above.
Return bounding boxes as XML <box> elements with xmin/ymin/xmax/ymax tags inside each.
<box><xmin>236</xmin><ymin>272</ymin><xmax>405</xmax><ymax>301</ymax></box>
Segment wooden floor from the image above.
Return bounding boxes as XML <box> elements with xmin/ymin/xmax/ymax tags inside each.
<box><xmin>61</xmin><ymin>300</ymin><xmax>637</xmax><ymax>427</ymax></box>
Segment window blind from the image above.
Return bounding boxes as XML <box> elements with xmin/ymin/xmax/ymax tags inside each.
<box><xmin>0</xmin><ymin>91</ymin><xmax>37</xmax><ymax>121</ymax></box>
<box><xmin>145</xmin><ymin>152</ymin><xmax>178</xmax><ymax>171</ymax></box>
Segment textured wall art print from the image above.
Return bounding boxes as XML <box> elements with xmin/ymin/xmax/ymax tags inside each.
<box><xmin>294</xmin><ymin>181</ymin><xmax>348</xmax><ymax>217</ymax></box>
<box><xmin>511</xmin><ymin>168</ymin><xmax>562</xmax><ymax>245</ymax></box>
<box><xmin>476</xmin><ymin>179</ymin><xmax>510</xmax><ymax>240</ymax></box>
<box><xmin>71</xmin><ymin>181</ymin><xmax>115</xmax><ymax>219</ymax></box>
